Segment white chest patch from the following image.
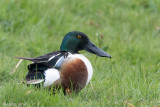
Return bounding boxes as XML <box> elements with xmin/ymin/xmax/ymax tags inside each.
<box><xmin>43</xmin><ymin>68</ymin><xmax>60</xmax><ymax>87</ymax></box>
<box><xmin>66</xmin><ymin>53</ymin><xmax>93</xmax><ymax>85</ymax></box>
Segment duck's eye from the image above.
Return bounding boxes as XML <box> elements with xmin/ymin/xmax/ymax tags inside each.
<box><xmin>77</xmin><ymin>35</ymin><xmax>82</xmax><ymax>39</ymax></box>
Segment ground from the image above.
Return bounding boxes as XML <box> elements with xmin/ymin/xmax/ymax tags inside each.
<box><xmin>0</xmin><ymin>0</ymin><xmax>160</xmax><ymax>106</ymax></box>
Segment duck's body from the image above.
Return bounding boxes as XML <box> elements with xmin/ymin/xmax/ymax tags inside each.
<box><xmin>15</xmin><ymin>31</ymin><xmax>111</xmax><ymax>92</ymax></box>
<box><xmin>22</xmin><ymin>52</ymin><xmax>93</xmax><ymax>91</ymax></box>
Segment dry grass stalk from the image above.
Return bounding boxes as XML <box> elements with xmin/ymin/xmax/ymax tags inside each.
<box><xmin>11</xmin><ymin>59</ymin><xmax>23</xmax><ymax>74</ymax></box>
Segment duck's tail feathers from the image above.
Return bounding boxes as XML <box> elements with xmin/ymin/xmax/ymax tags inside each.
<box><xmin>14</xmin><ymin>57</ymin><xmax>35</xmax><ymax>62</ymax></box>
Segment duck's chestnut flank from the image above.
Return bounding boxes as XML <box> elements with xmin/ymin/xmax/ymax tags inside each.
<box><xmin>60</xmin><ymin>58</ymin><xmax>88</xmax><ymax>91</ymax></box>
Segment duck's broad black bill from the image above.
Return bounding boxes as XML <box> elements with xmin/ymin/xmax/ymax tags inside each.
<box><xmin>83</xmin><ymin>40</ymin><xmax>111</xmax><ymax>58</ymax></box>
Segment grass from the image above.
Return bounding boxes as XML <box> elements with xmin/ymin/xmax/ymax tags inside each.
<box><xmin>0</xmin><ymin>0</ymin><xmax>160</xmax><ymax>106</ymax></box>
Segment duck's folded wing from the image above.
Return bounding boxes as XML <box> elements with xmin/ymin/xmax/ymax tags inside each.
<box><xmin>14</xmin><ymin>51</ymin><xmax>67</xmax><ymax>63</ymax></box>
<box><xmin>15</xmin><ymin>51</ymin><xmax>67</xmax><ymax>85</ymax></box>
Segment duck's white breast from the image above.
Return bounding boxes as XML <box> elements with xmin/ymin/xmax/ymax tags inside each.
<box><xmin>66</xmin><ymin>53</ymin><xmax>93</xmax><ymax>85</ymax></box>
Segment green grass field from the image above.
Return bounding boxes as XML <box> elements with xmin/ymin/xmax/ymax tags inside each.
<box><xmin>0</xmin><ymin>0</ymin><xmax>160</xmax><ymax>106</ymax></box>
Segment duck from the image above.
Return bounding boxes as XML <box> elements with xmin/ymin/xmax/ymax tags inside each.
<box><xmin>15</xmin><ymin>31</ymin><xmax>111</xmax><ymax>93</ymax></box>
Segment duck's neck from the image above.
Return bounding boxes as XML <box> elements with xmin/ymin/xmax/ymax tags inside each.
<box><xmin>60</xmin><ymin>42</ymin><xmax>78</xmax><ymax>54</ymax></box>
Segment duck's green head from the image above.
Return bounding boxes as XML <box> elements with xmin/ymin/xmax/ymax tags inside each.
<box><xmin>60</xmin><ymin>31</ymin><xmax>111</xmax><ymax>58</ymax></box>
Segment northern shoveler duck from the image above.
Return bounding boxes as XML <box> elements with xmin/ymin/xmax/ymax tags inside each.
<box><xmin>15</xmin><ymin>31</ymin><xmax>111</xmax><ymax>93</ymax></box>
